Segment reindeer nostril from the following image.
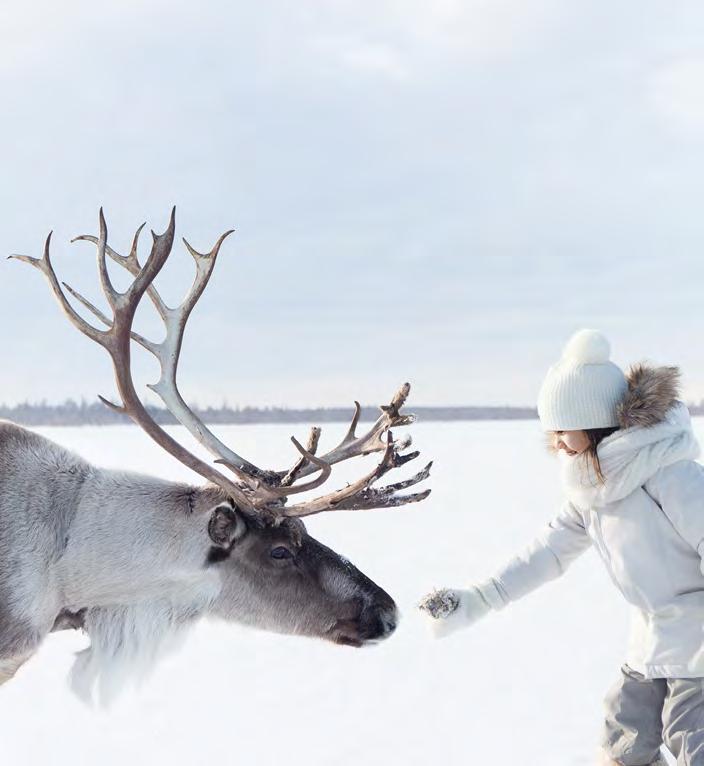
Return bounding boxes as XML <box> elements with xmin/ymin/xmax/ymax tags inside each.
<box><xmin>360</xmin><ymin>606</ymin><xmax>398</xmax><ymax>641</ymax></box>
<box><xmin>380</xmin><ymin>608</ymin><xmax>398</xmax><ymax>637</ymax></box>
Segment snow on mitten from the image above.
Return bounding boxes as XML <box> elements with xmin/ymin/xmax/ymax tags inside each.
<box><xmin>418</xmin><ymin>586</ymin><xmax>492</xmax><ymax>638</ymax></box>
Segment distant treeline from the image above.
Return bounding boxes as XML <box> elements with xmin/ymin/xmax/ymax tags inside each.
<box><xmin>2</xmin><ymin>400</ymin><xmax>702</xmax><ymax>427</ymax></box>
<box><xmin>0</xmin><ymin>399</ymin><xmax>540</xmax><ymax>426</ymax></box>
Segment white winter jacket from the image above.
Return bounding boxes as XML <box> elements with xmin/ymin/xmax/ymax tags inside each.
<box><xmin>477</xmin><ymin>365</ymin><xmax>704</xmax><ymax>679</ymax></box>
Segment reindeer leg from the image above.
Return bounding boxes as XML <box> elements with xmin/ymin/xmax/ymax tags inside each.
<box><xmin>0</xmin><ymin>610</ymin><xmax>77</xmax><ymax>687</ymax></box>
<box><xmin>0</xmin><ymin>607</ymin><xmax>47</xmax><ymax>686</ymax></box>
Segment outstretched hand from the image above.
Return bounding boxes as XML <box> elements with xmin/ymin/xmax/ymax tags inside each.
<box><xmin>418</xmin><ymin>587</ymin><xmax>492</xmax><ymax>638</ymax></box>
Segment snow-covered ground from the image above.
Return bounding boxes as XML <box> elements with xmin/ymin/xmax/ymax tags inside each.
<box><xmin>1</xmin><ymin>418</ymin><xmax>691</xmax><ymax>765</ymax></box>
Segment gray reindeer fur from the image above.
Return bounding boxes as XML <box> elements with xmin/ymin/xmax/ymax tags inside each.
<box><xmin>0</xmin><ymin>421</ymin><xmax>397</xmax><ymax>704</ymax></box>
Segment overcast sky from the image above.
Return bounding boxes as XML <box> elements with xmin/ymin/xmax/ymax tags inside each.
<box><xmin>3</xmin><ymin>1</ymin><xmax>704</xmax><ymax>409</ymax></box>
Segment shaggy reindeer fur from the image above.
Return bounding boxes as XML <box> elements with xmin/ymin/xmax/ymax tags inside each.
<box><xmin>617</xmin><ymin>363</ymin><xmax>681</xmax><ymax>429</ymax></box>
<box><xmin>70</xmin><ymin>582</ymin><xmax>220</xmax><ymax>704</ymax></box>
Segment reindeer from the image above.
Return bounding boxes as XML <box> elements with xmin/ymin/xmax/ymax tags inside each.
<box><xmin>2</xmin><ymin>209</ymin><xmax>431</xmax><ymax>703</ymax></box>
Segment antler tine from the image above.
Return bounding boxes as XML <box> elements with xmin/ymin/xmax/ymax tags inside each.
<box><xmin>10</xmin><ymin>232</ymin><xmax>107</xmax><ymax>346</ymax></box>
<box><xmin>62</xmin><ymin>281</ymin><xmax>157</xmax><ymax>355</ymax></box>
<box><xmin>125</xmin><ymin>207</ymin><xmax>177</xmax><ymax>303</ymax></box>
<box><xmin>275</xmin><ymin>436</ymin><xmax>332</xmax><ymax>495</ymax></box>
<box><xmin>280</xmin><ymin>427</ymin><xmax>321</xmax><ymax>487</ymax></box>
<box><xmin>73</xmin><ymin>222</ymin><xmax>168</xmax><ymax>321</ymax></box>
<box><xmin>179</xmin><ymin>230</ymin><xmax>234</xmax><ymax>315</ymax></box>
<box><xmin>96</xmin><ymin>208</ymin><xmax>121</xmax><ymax>309</ymax></box>
<box><xmin>366</xmin><ymin>460</ymin><xmax>433</xmax><ymax>498</ymax></box>
<box><xmin>333</xmin><ymin>488</ymin><xmax>431</xmax><ymax>511</ymax></box>
<box><xmin>341</xmin><ymin>401</ymin><xmax>362</xmax><ymax>444</ymax></box>
<box><xmin>281</xmin><ymin>430</ymin><xmax>431</xmax><ymax>518</ymax></box>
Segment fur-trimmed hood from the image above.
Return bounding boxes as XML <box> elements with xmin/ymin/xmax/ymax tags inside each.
<box><xmin>617</xmin><ymin>363</ymin><xmax>681</xmax><ymax>429</ymax></box>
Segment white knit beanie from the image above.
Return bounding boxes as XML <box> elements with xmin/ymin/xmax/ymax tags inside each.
<box><xmin>537</xmin><ymin>329</ymin><xmax>628</xmax><ymax>431</ymax></box>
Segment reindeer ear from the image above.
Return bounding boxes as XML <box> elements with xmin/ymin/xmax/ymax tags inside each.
<box><xmin>208</xmin><ymin>505</ymin><xmax>247</xmax><ymax>548</ymax></box>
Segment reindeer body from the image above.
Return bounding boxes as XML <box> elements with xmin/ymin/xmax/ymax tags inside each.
<box><xmin>0</xmin><ymin>422</ymin><xmax>221</xmax><ymax>693</ymax></box>
<box><xmin>0</xmin><ymin>420</ymin><xmax>404</xmax><ymax>702</ymax></box>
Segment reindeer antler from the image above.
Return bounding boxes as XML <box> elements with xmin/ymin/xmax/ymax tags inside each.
<box><xmin>11</xmin><ymin>209</ymin><xmax>432</xmax><ymax>519</ymax></box>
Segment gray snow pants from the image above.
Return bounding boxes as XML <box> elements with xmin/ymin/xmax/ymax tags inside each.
<box><xmin>602</xmin><ymin>665</ymin><xmax>704</xmax><ymax>765</ymax></box>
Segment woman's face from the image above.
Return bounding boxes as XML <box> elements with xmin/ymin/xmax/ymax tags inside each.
<box><xmin>551</xmin><ymin>430</ymin><xmax>590</xmax><ymax>456</ymax></box>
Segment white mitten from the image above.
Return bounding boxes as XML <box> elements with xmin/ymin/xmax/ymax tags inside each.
<box><xmin>418</xmin><ymin>586</ymin><xmax>493</xmax><ymax>638</ymax></box>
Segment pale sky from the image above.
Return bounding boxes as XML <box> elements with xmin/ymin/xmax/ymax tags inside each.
<box><xmin>3</xmin><ymin>1</ymin><xmax>704</xmax><ymax>408</ymax></box>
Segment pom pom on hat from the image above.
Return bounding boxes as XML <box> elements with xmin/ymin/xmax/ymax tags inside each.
<box><xmin>562</xmin><ymin>329</ymin><xmax>611</xmax><ymax>365</ymax></box>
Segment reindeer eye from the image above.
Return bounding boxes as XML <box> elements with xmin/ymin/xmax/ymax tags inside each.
<box><xmin>270</xmin><ymin>546</ymin><xmax>293</xmax><ymax>560</ymax></box>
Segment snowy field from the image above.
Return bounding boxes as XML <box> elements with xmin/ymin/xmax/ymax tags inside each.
<box><xmin>2</xmin><ymin>417</ymin><xmax>695</xmax><ymax>765</ymax></box>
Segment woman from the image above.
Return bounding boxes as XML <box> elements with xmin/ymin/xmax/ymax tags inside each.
<box><xmin>419</xmin><ymin>329</ymin><xmax>704</xmax><ymax>765</ymax></box>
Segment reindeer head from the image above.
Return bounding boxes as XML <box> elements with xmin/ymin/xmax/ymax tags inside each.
<box><xmin>205</xmin><ymin>507</ymin><xmax>397</xmax><ymax>645</ymax></box>
<box><xmin>12</xmin><ymin>209</ymin><xmax>431</xmax><ymax>648</ymax></box>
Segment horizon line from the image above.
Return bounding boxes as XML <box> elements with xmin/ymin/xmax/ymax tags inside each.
<box><xmin>3</xmin><ymin>399</ymin><xmax>704</xmax><ymax>427</ymax></box>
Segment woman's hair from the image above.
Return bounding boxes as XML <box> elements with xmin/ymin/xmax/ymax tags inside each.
<box><xmin>583</xmin><ymin>426</ymin><xmax>619</xmax><ymax>483</ymax></box>
<box><xmin>547</xmin><ymin>426</ymin><xmax>620</xmax><ymax>484</ymax></box>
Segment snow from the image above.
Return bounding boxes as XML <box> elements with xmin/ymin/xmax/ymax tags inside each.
<box><xmin>0</xmin><ymin>418</ymin><xmax>690</xmax><ymax>765</ymax></box>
